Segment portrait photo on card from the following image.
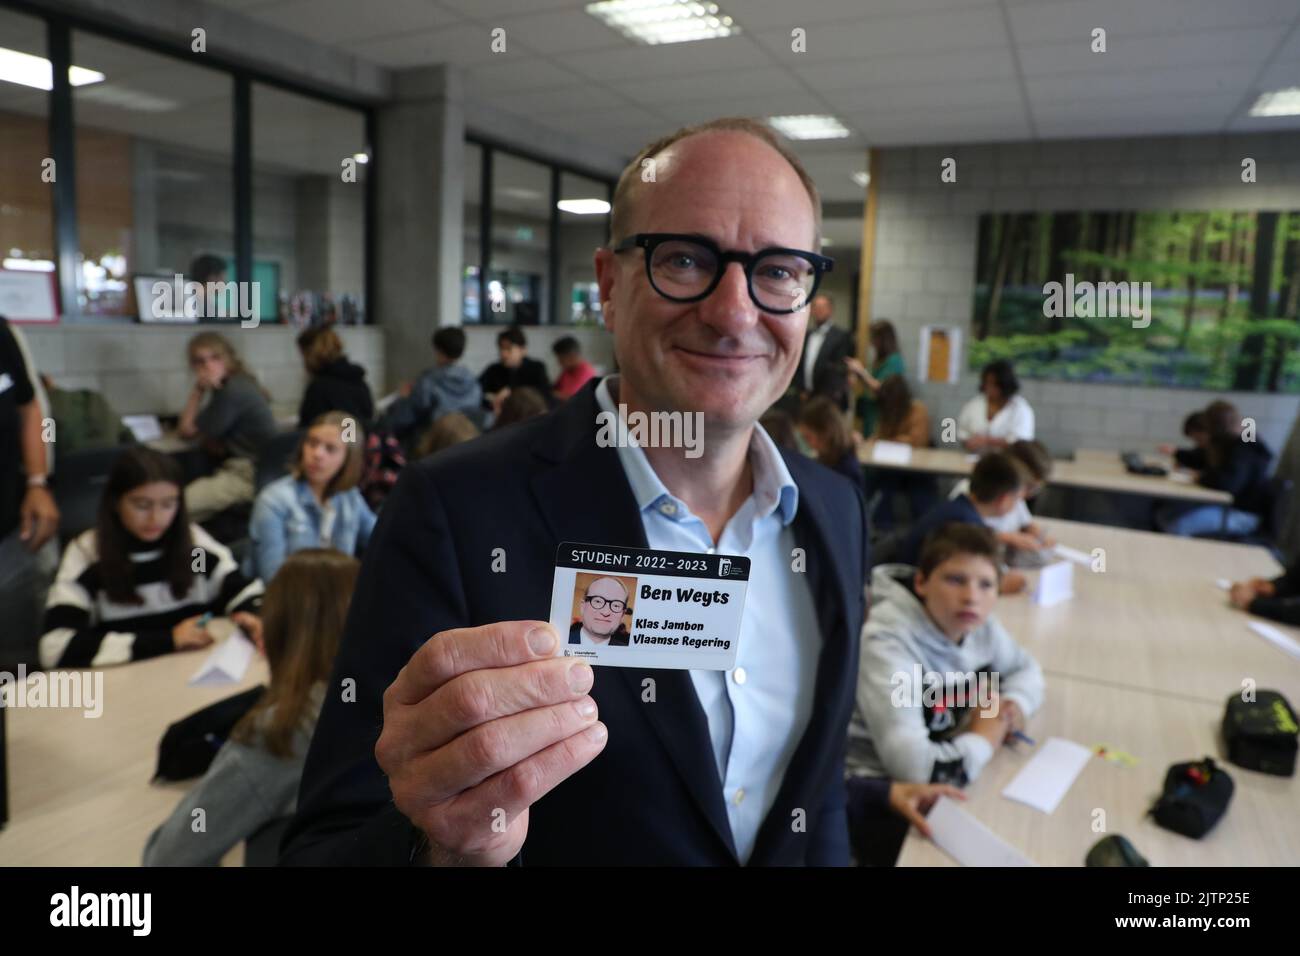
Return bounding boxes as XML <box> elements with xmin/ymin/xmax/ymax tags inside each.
<box><xmin>569</xmin><ymin>572</ymin><xmax>637</xmax><ymax>647</ymax></box>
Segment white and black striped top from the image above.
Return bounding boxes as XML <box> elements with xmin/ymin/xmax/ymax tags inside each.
<box><xmin>39</xmin><ymin>524</ymin><xmax>264</xmax><ymax>669</ymax></box>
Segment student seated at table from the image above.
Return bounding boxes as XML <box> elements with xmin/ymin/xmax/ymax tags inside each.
<box><xmin>1157</xmin><ymin>410</ymin><xmax>1210</xmax><ymax>470</ymax></box>
<box><xmin>413</xmin><ymin>411</ymin><xmax>481</xmax><ymax>460</ymax></box>
<box><xmin>479</xmin><ymin>324</ymin><xmax>552</xmax><ymax>415</ymax></box>
<box><xmin>38</xmin><ymin>447</ymin><xmax>263</xmax><ymax>669</ymax></box>
<box><xmin>552</xmin><ymin>336</ymin><xmax>597</xmax><ymax>400</ymax></box>
<box><xmin>949</xmin><ymin>440</ymin><xmax>1055</xmax><ymax>554</ymax></box>
<box><xmin>384</xmin><ymin>327</ymin><xmax>484</xmax><ymax>445</ymax></box>
<box><xmin>798</xmin><ymin>396</ymin><xmax>862</xmax><ymax>488</ymax></box>
<box><xmin>956</xmin><ymin>359</ymin><xmax>1035</xmax><ymax>451</ymax></box>
<box><xmin>295</xmin><ymin>325</ymin><xmax>374</xmax><ymax>429</ymax></box>
<box><xmin>143</xmin><ymin>548</ymin><xmax>359</xmax><ymax>867</ymax></box>
<box><xmin>847</xmin><ymin>523</ymin><xmax>1044</xmax><ymax>862</ymax></box>
<box><xmin>861</xmin><ymin>375</ymin><xmax>935</xmax><ymax>531</ymax></box>
<box><xmin>1156</xmin><ymin>400</ymin><xmax>1273</xmax><ymax>537</ymax></box>
<box><xmin>178</xmin><ymin>332</ymin><xmax>278</xmax><ymax>523</ymax></box>
<box><xmin>1228</xmin><ymin>561</ymin><xmax>1300</xmax><ymax>625</ymax></box>
<box><xmin>246</xmin><ymin>411</ymin><xmax>376</xmax><ymax>581</ymax></box>
<box><xmin>894</xmin><ymin>451</ymin><xmax>1028</xmax><ymax>593</ymax></box>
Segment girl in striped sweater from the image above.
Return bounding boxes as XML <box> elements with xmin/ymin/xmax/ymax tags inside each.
<box><xmin>39</xmin><ymin>446</ymin><xmax>263</xmax><ymax>669</ymax></box>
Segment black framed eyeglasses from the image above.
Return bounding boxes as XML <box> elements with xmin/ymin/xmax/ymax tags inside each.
<box><xmin>612</xmin><ymin>233</ymin><xmax>833</xmax><ymax>315</ymax></box>
<box><xmin>584</xmin><ymin>595</ymin><xmax>627</xmax><ymax>614</ymax></box>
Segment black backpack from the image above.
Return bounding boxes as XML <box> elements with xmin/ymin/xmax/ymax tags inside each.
<box><xmin>1222</xmin><ymin>690</ymin><xmax>1298</xmax><ymax>777</ymax></box>
<box><xmin>1149</xmin><ymin>757</ymin><xmax>1233</xmax><ymax>839</ymax></box>
<box><xmin>153</xmin><ymin>685</ymin><xmax>265</xmax><ymax>782</ymax></box>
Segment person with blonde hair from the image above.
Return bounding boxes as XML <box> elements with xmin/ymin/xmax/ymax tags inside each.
<box><xmin>296</xmin><ymin>325</ymin><xmax>374</xmax><ymax>428</ymax></box>
<box><xmin>246</xmin><ymin>411</ymin><xmax>375</xmax><ymax>580</ymax></box>
<box><xmin>144</xmin><ymin>548</ymin><xmax>359</xmax><ymax>866</ymax></box>
<box><xmin>178</xmin><ymin>331</ymin><xmax>277</xmax><ymax>522</ymax></box>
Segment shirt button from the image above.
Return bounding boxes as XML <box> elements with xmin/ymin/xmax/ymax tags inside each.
<box><xmin>733</xmin><ymin>788</ymin><xmax>745</xmax><ymax>806</ymax></box>
<box><xmin>659</xmin><ymin>501</ymin><xmax>677</xmax><ymax>516</ymax></box>
<box><xmin>732</xmin><ymin>667</ymin><xmax>747</xmax><ymax>685</ymax></box>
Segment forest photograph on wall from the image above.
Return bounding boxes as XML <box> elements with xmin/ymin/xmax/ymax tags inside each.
<box><xmin>971</xmin><ymin>210</ymin><xmax>1300</xmax><ymax>393</ymax></box>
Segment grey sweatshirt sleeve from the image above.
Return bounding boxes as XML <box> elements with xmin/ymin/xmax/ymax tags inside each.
<box><xmin>856</xmin><ymin>631</ymin><xmax>996</xmax><ymax>785</ymax></box>
<box><xmin>142</xmin><ymin>740</ymin><xmax>303</xmax><ymax>867</ymax></box>
<box><xmin>986</xmin><ymin>616</ymin><xmax>1045</xmax><ymax>719</ymax></box>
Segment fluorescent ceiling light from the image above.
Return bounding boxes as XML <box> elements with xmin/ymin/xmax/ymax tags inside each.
<box><xmin>852</xmin><ymin>170</ymin><xmax>870</xmax><ymax>188</ymax></box>
<box><xmin>0</xmin><ymin>47</ymin><xmax>104</xmax><ymax>90</ymax></box>
<box><xmin>586</xmin><ymin>0</ymin><xmax>740</xmax><ymax>45</ymax></box>
<box><xmin>557</xmin><ymin>198</ymin><xmax>611</xmax><ymax>215</ymax></box>
<box><xmin>76</xmin><ymin>84</ymin><xmax>176</xmax><ymax>112</ymax></box>
<box><xmin>1249</xmin><ymin>88</ymin><xmax>1300</xmax><ymax>117</ymax></box>
<box><xmin>768</xmin><ymin>114</ymin><xmax>850</xmax><ymax>140</ymax></box>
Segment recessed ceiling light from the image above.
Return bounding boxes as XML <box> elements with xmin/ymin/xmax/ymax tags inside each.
<box><xmin>586</xmin><ymin>0</ymin><xmax>740</xmax><ymax>46</ymax></box>
<box><xmin>0</xmin><ymin>47</ymin><xmax>104</xmax><ymax>90</ymax></box>
<box><xmin>1249</xmin><ymin>88</ymin><xmax>1300</xmax><ymax>117</ymax></box>
<box><xmin>557</xmin><ymin>198</ymin><xmax>611</xmax><ymax>215</ymax></box>
<box><xmin>767</xmin><ymin>114</ymin><xmax>850</xmax><ymax>140</ymax></box>
<box><xmin>852</xmin><ymin>170</ymin><xmax>870</xmax><ymax>188</ymax></box>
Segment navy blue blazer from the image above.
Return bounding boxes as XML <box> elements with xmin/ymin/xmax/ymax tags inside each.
<box><xmin>281</xmin><ymin>380</ymin><xmax>869</xmax><ymax>866</ymax></box>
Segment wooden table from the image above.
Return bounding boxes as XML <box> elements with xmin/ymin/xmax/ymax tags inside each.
<box><xmin>1002</xmin><ymin>519</ymin><xmax>1300</xmax><ymax>705</ymax></box>
<box><xmin>857</xmin><ymin>444</ymin><xmax>1232</xmax><ymax>506</ymax></box>
<box><xmin>897</xmin><ymin>675</ymin><xmax>1298</xmax><ymax>866</ymax></box>
<box><xmin>0</xmin><ymin>627</ymin><xmax>266</xmax><ymax>866</ymax></box>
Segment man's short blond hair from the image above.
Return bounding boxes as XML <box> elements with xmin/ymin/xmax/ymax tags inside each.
<box><xmin>610</xmin><ymin>117</ymin><xmax>822</xmax><ymax>248</ymax></box>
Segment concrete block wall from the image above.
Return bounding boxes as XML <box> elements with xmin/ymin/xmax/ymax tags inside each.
<box><xmin>869</xmin><ymin>131</ymin><xmax>1300</xmax><ymax>457</ymax></box>
<box><xmin>18</xmin><ymin>323</ymin><xmax>385</xmax><ymax>421</ymax></box>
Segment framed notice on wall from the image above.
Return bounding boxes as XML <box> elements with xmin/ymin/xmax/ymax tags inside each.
<box><xmin>919</xmin><ymin>325</ymin><xmax>961</xmax><ymax>383</ymax></box>
<box><xmin>0</xmin><ymin>270</ymin><xmax>59</xmax><ymax>324</ymax></box>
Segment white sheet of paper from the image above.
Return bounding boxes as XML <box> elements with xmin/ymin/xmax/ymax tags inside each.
<box><xmin>925</xmin><ymin>796</ymin><xmax>1037</xmax><ymax>866</ymax></box>
<box><xmin>1247</xmin><ymin>620</ymin><xmax>1300</xmax><ymax>662</ymax></box>
<box><xmin>1215</xmin><ymin>578</ymin><xmax>1232</xmax><ymax>591</ymax></box>
<box><xmin>1001</xmin><ymin>737</ymin><xmax>1093</xmax><ymax>814</ymax></box>
<box><xmin>870</xmin><ymin>440</ymin><xmax>913</xmax><ymax>465</ymax></box>
<box><xmin>188</xmin><ymin>631</ymin><xmax>255</xmax><ymax>686</ymax></box>
<box><xmin>1053</xmin><ymin>544</ymin><xmax>1092</xmax><ymax>567</ymax></box>
<box><xmin>1031</xmin><ymin>560</ymin><xmax>1074</xmax><ymax>607</ymax></box>
<box><xmin>121</xmin><ymin>414</ymin><xmax>163</xmax><ymax>442</ymax></box>
<box><xmin>1167</xmin><ymin>470</ymin><xmax>1194</xmax><ymax>484</ymax></box>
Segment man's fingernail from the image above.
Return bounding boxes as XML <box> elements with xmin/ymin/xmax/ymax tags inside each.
<box><xmin>585</xmin><ymin>722</ymin><xmax>607</xmax><ymax>743</ymax></box>
<box><xmin>528</xmin><ymin>626</ymin><xmax>556</xmax><ymax>655</ymax></box>
<box><xmin>567</xmin><ymin>661</ymin><xmax>593</xmax><ymax>693</ymax></box>
<box><xmin>575</xmin><ymin>697</ymin><xmax>597</xmax><ymax>719</ymax></box>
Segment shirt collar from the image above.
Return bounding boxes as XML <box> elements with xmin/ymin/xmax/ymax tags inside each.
<box><xmin>594</xmin><ymin>375</ymin><xmax>798</xmax><ymax>526</ymax></box>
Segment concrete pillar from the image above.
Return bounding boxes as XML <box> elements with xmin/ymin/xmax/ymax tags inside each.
<box><xmin>375</xmin><ymin>65</ymin><xmax>464</xmax><ymax>389</ymax></box>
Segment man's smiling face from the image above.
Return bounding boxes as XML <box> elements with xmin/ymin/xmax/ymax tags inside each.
<box><xmin>595</xmin><ymin>130</ymin><xmax>819</xmax><ymax>431</ymax></box>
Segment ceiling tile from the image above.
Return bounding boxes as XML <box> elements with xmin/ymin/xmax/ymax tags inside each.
<box><xmin>1018</xmin><ymin>28</ymin><xmax>1284</xmax><ymax>75</ymax></box>
<box><xmin>353</xmin><ymin>22</ymin><xmax>539</xmax><ymax>67</ymax></box>
<box><xmin>562</xmin><ymin>34</ymin><xmax>775</xmax><ymax>82</ymax></box>
<box><xmin>238</xmin><ymin>0</ymin><xmax>458</xmax><ymax>45</ymax></box>
<box><xmin>1006</xmin><ymin>0</ymin><xmax>1299</xmax><ymax>45</ymax></box>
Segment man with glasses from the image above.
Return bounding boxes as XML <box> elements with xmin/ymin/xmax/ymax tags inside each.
<box><xmin>285</xmin><ymin>117</ymin><xmax>870</xmax><ymax>867</ymax></box>
<box><xmin>571</xmin><ymin>577</ymin><xmax>631</xmax><ymax>646</ymax></box>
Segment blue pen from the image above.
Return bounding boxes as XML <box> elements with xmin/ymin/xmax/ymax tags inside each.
<box><xmin>197</xmin><ymin>612</ymin><xmax>213</xmax><ymax>628</ymax></box>
<box><xmin>1011</xmin><ymin>730</ymin><xmax>1036</xmax><ymax>746</ymax></box>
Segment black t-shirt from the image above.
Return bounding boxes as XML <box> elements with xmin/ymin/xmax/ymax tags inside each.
<box><xmin>479</xmin><ymin>357</ymin><xmax>552</xmax><ymax>406</ymax></box>
<box><xmin>0</xmin><ymin>317</ymin><xmax>36</xmax><ymax>540</ymax></box>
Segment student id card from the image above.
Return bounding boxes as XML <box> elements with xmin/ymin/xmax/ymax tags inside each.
<box><xmin>548</xmin><ymin>541</ymin><xmax>749</xmax><ymax>669</ymax></box>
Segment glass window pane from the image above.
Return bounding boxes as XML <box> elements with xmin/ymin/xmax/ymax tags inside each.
<box><xmin>558</xmin><ymin>172</ymin><xmax>609</xmax><ymax>326</ymax></box>
<box><xmin>72</xmin><ymin>32</ymin><xmax>233</xmax><ymax>319</ymax></box>
<box><xmin>253</xmin><ymin>83</ymin><xmax>367</xmax><ymax>326</ymax></box>
<box><xmin>462</xmin><ymin>141</ymin><xmax>481</xmax><ymax>323</ymax></box>
<box><xmin>0</xmin><ymin>10</ymin><xmax>54</xmax><ymax>282</ymax></box>
<box><xmin>489</xmin><ymin>152</ymin><xmax>549</xmax><ymax>325</ymax></box>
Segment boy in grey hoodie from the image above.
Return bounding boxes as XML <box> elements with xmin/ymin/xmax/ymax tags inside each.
<box><xmin>850</xmin><ymin>522</ymin><xmax>1043</xmax><ymax>787</ymax></box>
<box><xmin>846</xmin><ymin>523</ymin><xmax>1043</xmax><ymax>862</ymax></box>
<box><xmin>385</xmin><ymin>327</ymin><xmax>484</xmax><ymax>441</ymax></box>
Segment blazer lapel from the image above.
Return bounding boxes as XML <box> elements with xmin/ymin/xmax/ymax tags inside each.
<box><xmin>528</xmin><ymin>382</ymin><xmax>739</xmax><ymax>862</ymax></box>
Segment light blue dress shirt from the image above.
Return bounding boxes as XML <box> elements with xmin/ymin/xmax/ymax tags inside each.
<box><xmin>595</xmin><ymin>377</ymin><xmax>822</xmax><ymax>863</ymax></box>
